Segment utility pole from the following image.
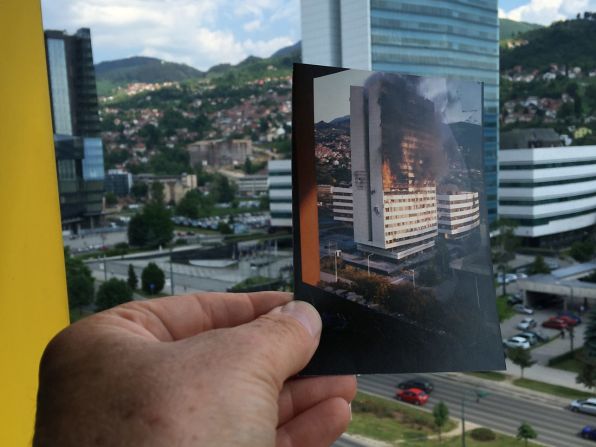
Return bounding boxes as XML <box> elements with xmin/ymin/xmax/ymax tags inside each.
<box><xmin>169</xmin><ymin>247</ymin><xmax>175</xmax><ymax>295</ymax></box>
<box><xmin>103</xmin><ymin>255</ymin><xmax>107</xmax><ymax>281</ymax></box>
<box><xmin>367</xmin><ymin>253</ymin><xmax>374</xmax><ymax>276</ymax></box>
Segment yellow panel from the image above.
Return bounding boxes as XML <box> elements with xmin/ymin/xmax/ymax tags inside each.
<box><xmin>0</xmin><ymin>1</ymin><xmax>70</xmax><ymax>445</ymax></box>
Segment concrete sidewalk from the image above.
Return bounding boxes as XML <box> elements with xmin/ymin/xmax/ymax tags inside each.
<box><xmin>505</xmin><ymin>358</ymin><xmax>591</xmax><ymax>392</ymax></box>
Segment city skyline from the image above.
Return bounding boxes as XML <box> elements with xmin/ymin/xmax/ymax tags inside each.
<box><xmin>40</xmin><ymin>0</ymin><xmax>591</xmax><ymax>71</ymax></box>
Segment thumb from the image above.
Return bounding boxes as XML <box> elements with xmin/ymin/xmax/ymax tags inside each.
<box><xmin>234</xmin><ymin>300</ymin><xmax>322</xmax><ymax>388</ymax></box>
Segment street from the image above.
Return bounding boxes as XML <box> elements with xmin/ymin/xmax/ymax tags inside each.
<box><xmin>354</xmin><ymin>373</ymin><xmax>596</xmax><ymax>446</ymax></box>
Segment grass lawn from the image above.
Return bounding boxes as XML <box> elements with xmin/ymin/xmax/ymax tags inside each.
<box><xmin>465</xmin><ymin>371</ymin><xmax>508</xmax><ymax>381</ymax></box>
<box><xmin>549</xmin><ymin>349</ymin><xmax>583</xmax><ymax>374</ymax></box>
<box><xmin>348</xmin><ymin>392</ymin><xmax>455</xmax><ymax>444</ymax></box>
<box><xmin>496</xmin><ymin>295</ymin><xmax>515</xmax><ymax>322</ymax></box>
<box><xmin>349</xmin><ymin>392</ymin><xmax>537</xmax><ymax>446</ymax></box>
<box><xmin>69</xmin><ymin>308</ymin><xmax>94</xmax><ymax>323</ymax></box>
<box><xmin>513</xmin><ymin>378</ymin><xmax>592</xmax><ymax>400</ymax></box>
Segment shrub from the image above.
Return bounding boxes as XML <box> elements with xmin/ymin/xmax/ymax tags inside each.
<box><xmin>96</xmin><ymin>278</ymin><xmax>133</xmax><ymax>311</ymax></box>
<box><xmin>141</xmin><ymin>262</ymin><xmax>166</xmax><ymax>294</ymax></box>
<box><xmin>470</xmin><ymin>427</ymin><xmax>496</xmax><ymax>441</ymax></box>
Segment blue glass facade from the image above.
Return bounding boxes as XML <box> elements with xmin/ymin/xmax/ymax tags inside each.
<box><xmin>82</xmin><ymin>137</ymin><xmax>105</xmax><ymax>180</ymax></box>
<box><xmin>368</xmin><ymin>0</ymin><xmax>499</xmax><ymax>223</ymax></box>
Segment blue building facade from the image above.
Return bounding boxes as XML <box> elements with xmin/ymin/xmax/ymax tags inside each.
<box><xmin>301</xmin><ymin>0</ymin><xmax>499</xmax><ymax>223</ymax></box>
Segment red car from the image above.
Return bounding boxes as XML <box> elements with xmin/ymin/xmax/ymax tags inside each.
<box><xmin>542</xmin><ymin>317</ymin><xmax>568</xmax><ymax>329</ymax></box>
<box><xmin>395</xmin><ymin>388</ymin><xmax>429</xmax><ymax>406</ymax></box>
<box><xmin>557</xmin><ymin>315</ymin><xmax>579</xmax><ymax>327</ymax></box>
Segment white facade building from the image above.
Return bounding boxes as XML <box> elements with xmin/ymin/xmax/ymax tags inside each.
<box><xmin>331</xmin><ymin>186</ymin><xmax>354</xmax><ymax>222</ymax></box>
<box><xmin>437</xmin><ymin>192</ymin><xmax>480</xmax><ymax>238</ymax></box>
<box><xmin>499</xmin><ymin>145</ymin><xmax>596</xmax><ymax>239</ymax></box>
<box><xmin>268</xmin><ymin>159</ymin><xmax>292</xmax><ymax>228</ymax></box>
<box><xmin>237</xmin><ymin>174</ymin><xmax>268</xmax><ymax>197</ymax></box>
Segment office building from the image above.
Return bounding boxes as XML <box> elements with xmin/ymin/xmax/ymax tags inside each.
<box><xmin>268</xmin><ymin>160</ymin><xmax>292</xmax><ymax>228</ymax></box>
<box><xmin>134</xmin><ymin>173</ymin><xmax>197</xmax><ymax>204</ymax></box>
<box><xmin>45</xmin><ymin>28</ymin><xmax>105</xmax><ymax>231</ymax></box>
<box><xmin>350</xmin><ymin>83</ymin><xmax>438</xmax><ymax>260</ymax></box>
<box><xmin>105</xmin><ymin>169</ymin><xmax>133</xmax><ymax>197</ymax></box>
<box><xmin>437</xmin><ymin>192</ymin><xmax>480</xmax><ymax>239</ymax></box>
<box><xmin>301</xmin><ymin>0</ymin><xmax>499</xmax><ymax>223</ymax></box>
<box><xmin>331</xmin><ymin>186</ymin><xmax>353</xmax><ymax>222</ymax></box>
<box><xmin>187</xmin><ymin>139</ymin><xmax>252</xmax><ymax>168</ymax></box>
<box><xmin>499</xmin><ymin>129</ymin><xmax>596</xmax><ymax>246</ymax></box>
<box><xmin>237</xmin><ymin>174</ymin><xmax>268</xmax><ymax>197</ymax></box>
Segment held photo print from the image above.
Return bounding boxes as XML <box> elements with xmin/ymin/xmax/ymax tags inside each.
<box><xmin>292</xmin><ymin>63</ymin><xmax>505</xmax><ymax>375</ymax></box>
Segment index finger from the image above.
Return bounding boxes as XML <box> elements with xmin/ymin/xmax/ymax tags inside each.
<box><xmin>106</xmin><ymin>291</ymin><xmax>293</xmax><ymax>341</ymax></box>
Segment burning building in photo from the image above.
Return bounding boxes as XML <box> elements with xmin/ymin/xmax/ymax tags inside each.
<box><xmin>349</xmin><ymin>74</ymin><xmax>443</xmax><ymax>261</ymax></box>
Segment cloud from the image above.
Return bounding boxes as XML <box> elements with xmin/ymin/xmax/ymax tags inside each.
<box><xmin>41</xmin><ymin>0</ymin><xmax>299</xmax><ymax>70</ymax></box>
<box><xmin>501</xmin><ymin>0</ymin><xmax>596</xmax><ymax>25</ymax></box>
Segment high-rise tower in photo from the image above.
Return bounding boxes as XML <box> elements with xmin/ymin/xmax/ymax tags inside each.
<box><xmin>44</xmin><ymin>28</ymin><xmax>105</xmax><ymax>232</ymax></box>
<box><xmin>350</xmin><ymin>76</ymin><xmax>439</xmax><ymax>260</ymax></box>
<box><xmin>301</xmin><ymin>0</ymin><xmax>499</xmax><ymax>223</ymax></box>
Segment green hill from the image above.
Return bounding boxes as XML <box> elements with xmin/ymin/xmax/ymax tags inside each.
<box><xmin>501</xmin><ymin>17</ymin><xmax>596</xmax><ymax>71</ymax></box>
<box><xmin>499</xmin><ymin>18</ymin><xmax>542</xmax><ymax>41</ymax></box>
<box><xmin>95</xmin><ymin>56</ymin><xmax>203</xmax><ymax>94</ymax></box>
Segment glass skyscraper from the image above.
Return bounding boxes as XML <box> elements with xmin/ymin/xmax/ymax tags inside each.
<box><xmin>45</xmin><ymin>28</ymin><xmax>105</xmax><ymax>231</ymax></box>
<box><xmin>301</xmin><ymin>0</ymin><xmax>499</xmax><ymax>223</ymax></box>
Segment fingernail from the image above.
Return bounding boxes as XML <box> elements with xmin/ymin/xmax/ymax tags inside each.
<box><xmin>277</xmin><ymin>301</ymin><xmax>322</xmax><ymax>337</ymax></box>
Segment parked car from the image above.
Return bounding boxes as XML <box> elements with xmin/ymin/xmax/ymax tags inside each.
<box><xmin>558</xmin><ymin>312</ymin><xmax>582</xmax><ymax>325</ymax></box>
<box><xmin>572</xmin><ymin>398</ymin><xmax>596</xmax><ymax>416</ymax></box>
<box><xmin>507</xmin><ymin>294</ymin><xmax>523</xmax><ymax>306</ymax></box>
<box><xmin>395</xmin><ymin>388</ymin><xmax>429</xmax><ymax>406</ymax></box>
<box><xmin>517</xmin><ymin>332</ymin><xmax>538</xmax><ymax>345</ymax></box>
<box><xmin>542</xmin><ymin>317</ymin><xmax>568</xmax><ymax>330</ymax></box>
<box><xmin>397</xmin><ymin>378</ymin><xmax>434</xmax><ymax>394</ymax></box>
<box><xmin>581</xmin><ymin>426</ymin><xmax>596</xmax><ymax>440</ymax></box>
<box><xmin>513</xmin><ymin>304</ymin><xmax>534</xmax><ymax>315</ymax></box>
<box><xmin>525</xmin><ymin>330</ymin><xmax>550</xmax><ymax>342</ymax></box>
<box><xmin>516</xmin><ymin>273</ymin><xmax>528</xmax><ymax>279</ymax></box>
<box><xmin>503</xmin><ymin>336</ymin><xmax>531</xmax><ymax>350</ymax></box>
<box><xmin>516</xmin><ymin>317</ymin><xmax>537</xmax><ymax>330</ymax></box>
<box><xmin>557</xmin><ymin>315</ymin><xmax>580</xmax><ymax>327</ymax></box>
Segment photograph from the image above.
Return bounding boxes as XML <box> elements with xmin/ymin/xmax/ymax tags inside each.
<box><xmin>293</xmin><ymin>64</ymin><xmax>504</xmax><ymax>374</ymax></box>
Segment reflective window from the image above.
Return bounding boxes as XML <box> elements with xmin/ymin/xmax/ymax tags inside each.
<box><xmin>46</xmin><ymin>38</ymin><xmax>73</xmax><ymax>135</ymax></box>
<box><xmin>82</xmin><ymin>137</ymin><xmax>105</xmax><ymax>180</ymax></box>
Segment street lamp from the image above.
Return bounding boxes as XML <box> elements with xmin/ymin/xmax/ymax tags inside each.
<box><xmin>403</xmin><ymin>268</ymin><xmax>416</xmax><ymax>287</ymax></box>
<box><xmin>334</xmin><ymin>249</ymin><xmax>342</xmax><ymax>283</ymax></box>
<box><xmin>461</xmin><ymin>388</ymin><xmax>489</xmax><ymax>447</ymax></box>
<box><xmin>367</xmin><ymin>254</ymin><xmax>374</xmax><ymax>276</ymax></box>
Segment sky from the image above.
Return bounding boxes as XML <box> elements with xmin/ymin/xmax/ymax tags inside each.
<box><xmin>41</xmin><ymin>0</ymin><xmax>596</xmax><ymax>71</ymax></box>
<box><xmin>314</xmin><ymin>70</ymin><xmax>481</xmax><ymax>125</ymax></box>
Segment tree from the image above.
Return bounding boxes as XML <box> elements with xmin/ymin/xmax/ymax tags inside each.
<box><xmin>128</xmin><ymin>201</ymin><xmax>174</xmax><ymax>248</ymax></box>
<box><xmin>105</xmin><ymin>192</ymin><xmax>118</xmax><ymax>207</ymax></box>
<box><xmin>150</xmin><ymin>181</ymin><xmax>165</xmax><ymax>205</ymax></box>
<box><xmin>517</xmin><ymin>421</ymin><xmax>537</xmax><ymax>447</ymax></box>
<box><xmin>142</xmin><ymin>262</ymin><xmax>165</xmax><ymax>294</ymax></box>
<box><xmin>508</xmin><ymin>347</ymin><xmax>536</xmax><ymax>379</ymax></box>
<box><xmin>176</xmin><ymin>190</ymin><xmax>211</xmax><ymax>219</ymax></box>
<box><xmin>244</xmin><ymin>157</ymin><xmax>254</xmax><ymax>174</ymax></box>
<box><xmin>209</xmin><ymin>174</ymin><xmax>236</xmax><ymax>203</ymax></box>
<box><xmin>526</xmin><ymin>255</ymin><xmax>551</xmax><ymax>275</ymax></box>
<box><xmin>95</xmin><ymin>278</ymin><xmax>133</xmax><ymax>311</ymax></box>
<box><xmin>131</xmin><ymin>182</ymin><xmax>148</xmax><ymax>200</ymax></box>
<box><xmin>570</xmin><ymin>240</ymin><xmax>595</xmax><ymax>262</ymax></box>
<box><xmin>433</xmin><ymin>401</ymin><xmax>449</xmax><ymax>442</ymax></box>
<box><xmin>127</xmin><ymin>264</ymin><xmax>138</xmax><ymax>291</ymax></box>
<box><xmin>491</xmin><ymin>219</ymin><xmax>519</xmax><ymax>296</ymax></box>
<box><xmin>418</xmin><ymin>265</ymin><xmax>440</xmax><ymax>287</ymax></box>
<box><xmin>217</xmin><ymin>221</ymin><xmax>233</xmax><ymax>234</ymax></box>
<box><xmin>577</xmin><ymin>308</ymin><xmax>596</xmax><ymax>388</ymax></box>
<box><xmin>64</xmin><ymin>248</ymin><xmax>95</xmax><ymax>314</ymax></box>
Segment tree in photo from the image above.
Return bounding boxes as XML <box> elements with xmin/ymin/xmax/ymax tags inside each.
<box><xmin>141</xmin><ymin>262</ymin><xmax>165</xmax><ymax>295</ymax></box>
<box><xmin>526</xmin><ymin>255</ymin><xmax>551</xmax><ymax>275</ymax></box>
<box><xmin>491</xmin><ymin>218</ymin><xmax>519</xmax><ymax>296</ymax></box>
<box><xmin>508</xmin><ymin>347</ymin><xmax>536</xmax><ymax>379</ymax></box>
<box><xmin>418</xmin><ymin>265</ymin><xmax>440</xmax><ymax>287</ymax></box>
<box><xmin>127</xmin><ymin>264</ymin><xmax>138</xmax><ymax>291</ymax></box>
<box><xmin>570</xmin><ymin>240</ymin><xmax>595</xmax><ymax>263</ymax></box>
<box><xmin>517</xmin><ymin>421</ymin><xmax>537</xmax><ymax>447</ymax></box>
<box><xmin>96</xmin><ymin>278</ymin><xmax>133</xmax><ymax>311</ymax></box>
<box><xmin>433</xmin><ymin>401</ymin><xmax>449</xmax><ymax>443</ymax></box>
<box><xmin>64</xmin><ymin>248</ymin><xmax>95</xmax><ymax>314</ymax></box>
<box><xmin>577</xmin><ymin>308</ymin><xmax>596</xmax><ymax>388</ymax></box>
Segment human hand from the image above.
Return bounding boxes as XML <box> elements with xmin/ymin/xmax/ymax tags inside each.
<box><xmin>34</xmin><ymin>291</ymin><xmax>356</xmax><ymax>447</ymax></box>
